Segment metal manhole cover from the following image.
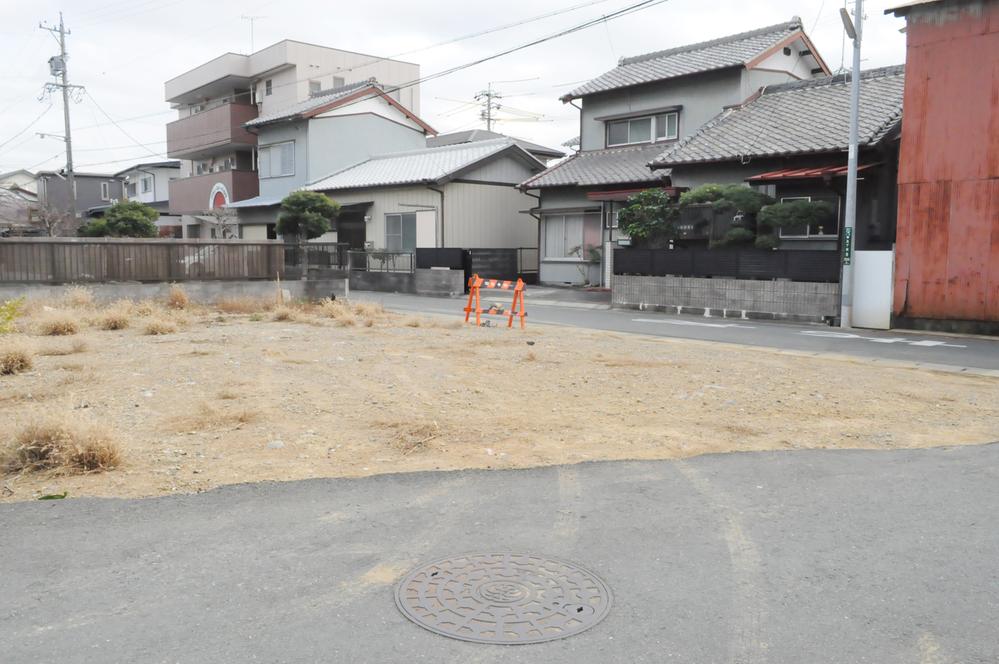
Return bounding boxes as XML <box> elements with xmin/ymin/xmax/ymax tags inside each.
<box><xmin>394</xmin><ymin>552</ymin><xmax>612</xmax><ymax>645</ymax></box>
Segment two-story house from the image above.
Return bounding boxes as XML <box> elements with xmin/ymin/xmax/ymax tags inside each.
<box><xmin>230</xmin><ymin>79</ymin><xmax>436</xmax><ymax>242</ymax></box>
<box><xmin>520</xmin><ymin>18</ymin><xmax>830</xmax><ymax>285</ymax></box>
<box><xmin>115</xmin><ymin>161</ymin><xmax>181</xmax><ymax>236</ymax></box>
<box><xmin>164</xmin><ymin>39</ymin><xmax>420</xmax><ymax>238</ymax></box>
<box><xmin>35</xmin><ymin>171</ymin><xmax>125</xmax><ymax>235</ymax></box>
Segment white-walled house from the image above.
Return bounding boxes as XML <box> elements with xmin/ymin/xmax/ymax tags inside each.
<box><xmin>116</xmin><ymin>161</ymin><xmax>181</xmax><ymax>236</ymax></box>
<box><xmin>301</xmin><ymin>138</ymin><xmax>545</xmax><ymax>251</ymax></box>
<box><xmin>230</xmin><ymin>80</ymin><xmax>436</xmax><ymax>241</ymax></box>
<box><xmin>520</xmin><ymin>18</ymin><xmax>830</xmax><ymax>285</ymax></box>
<box><xmin>163</xmin><ymin>39</ymin><xmax>420</xmax><ymax>238</ymax></box>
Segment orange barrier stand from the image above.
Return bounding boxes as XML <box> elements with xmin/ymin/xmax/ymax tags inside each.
<box><xmin>463</xmin><ymin>274</ymin><xmax>527</xmax><ymax>329</ymax></box>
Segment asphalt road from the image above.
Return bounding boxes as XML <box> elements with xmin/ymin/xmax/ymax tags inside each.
<box><xmin>353</xmin><ymin>290</ymin><xmax>999</xmax><ymax>372</ymax></box>
<box><xmin>3</xmin><ymin>445</ymin><xmax>998</xmax><ymax>663</ymax></box>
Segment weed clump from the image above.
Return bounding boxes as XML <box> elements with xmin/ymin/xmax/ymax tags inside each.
<box><xmin>37</xmin><ymin>313</ymin><xmax>79</xmax><ymax>336</ymax></box>
<box><xmin>143</xmin><ymin>319</ymin><xmax>177</xmax><ymax>335</ymax></box>
<box><xmin>2</xmin><ymin>419</ymin><xmax>122</xmax><ymax>474</ymax></box>
<box><xmin>166</xmin><ymin>284</ymin><xmax>189</xmax><ymax>310</ymax></box>
<box><xmin>0</xmin><ymin>343</ymin><xmax>33</xmax><ymax>375</ymax></box>
<box><xmin>62</xmin><ymin>286</ymin><xmax>94</xmax><ymax>308</ymax></box>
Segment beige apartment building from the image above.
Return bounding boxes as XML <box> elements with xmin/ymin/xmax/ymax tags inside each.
<box><xmin>164</xmin><ymin>39</ymin><xmax>420</xmax><ymax>237</ymax></box>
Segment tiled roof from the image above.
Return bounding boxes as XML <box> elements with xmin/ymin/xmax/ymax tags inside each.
<box><xmin>245</xmin><ymin>79</ymin><xmax>378</xmax><ymax>127</ymax></box>
<box><xmin>304</xmin><ymin>138</ymin><xmax>541</xmax><ymax>191</ymax></box>
<box><xmin>519</xmin><ymin>143</ymin><xmax>667</xmax><ymax>189</ymax></box>
<box><xmin>427</xmin><ymin>129</ymin><xmax>564</xmax><ymax>159</ymax></box>
<box><xmin>562</xmin><ymin>19</ymin><xmax>805</xmax><ymax>100</ymax></box>
<box><xmin>650</xmin><ymin>65</ymin><xmax>906</xmax><ymax>167</ymax></box>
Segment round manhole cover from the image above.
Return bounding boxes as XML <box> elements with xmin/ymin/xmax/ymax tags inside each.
<box><xmin>394</xmin><ymin>552</ymin><xmax>612</xmax><ymax>645</ymax></box>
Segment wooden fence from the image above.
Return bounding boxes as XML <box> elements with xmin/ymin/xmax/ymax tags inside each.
<box><xmin>0</xmin><ymin>238</ymin><xmax>346</xmax><ymax>283</ymax></box>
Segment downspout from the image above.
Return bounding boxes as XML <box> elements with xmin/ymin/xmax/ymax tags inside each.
<box><xmin>427</xmin><ymin>183</ymin><xmax>444</xmax><ymax>248</ymax></box>
<box><xmin>524</xmin><ymin>189</ymin><xmax>542</xmax><ymax>280</ymax></box>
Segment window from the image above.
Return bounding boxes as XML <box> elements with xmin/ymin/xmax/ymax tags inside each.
<box><xmin>543</xmin><ymin>213</ymin><xmax>601</xmax><ymax>259</ymax></box>
<box><xmin>140</xmin><ymin>176</ymin><xmax>152</xmax><ymax>194</ymax></box>
<box><xmin>127</xmin><ymin>183</ymin><xmax>137</xmax><ymax>197</ymax></box>
<box><xmin>264</xmin><ymin>79</ymin><xmax>272</xmax><ymax>96</ymax></box>
<box><xmin>777</xmin><ymin>195</ymin><xmax>841</xmax><ymax>239</ymax></box>
<box><xmin>257</xmin><ymin>141</ymin><xmax>295</xmax><ymax>178</ymax></box>
<box><xmin>385</xmin><ymin>213</ymin><xmax>417</xmax><ymax>251</ymax></box>
<box><xmin>332</xmin><ymin>76</ymin><xmax>345</xmax><ymax>89</ymax></box>
<box><xmin>309</xmin><ymin>80</ymin><xmax>321</xmax><ymax>95</ymax></box>
<box><xmin>606</xmin><ymin>111</ymin><xmax>678</xmax><ymax>147</ymax></box>
<box><xmin>100</xmin><ymin>182</ymin><xmax>110</xmax><ymax>201</ymax></box>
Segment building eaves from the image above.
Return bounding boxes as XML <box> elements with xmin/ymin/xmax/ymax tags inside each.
<box><xmin>650</xmin><ymin>64</ymin><xmax>906</xmax><ymax>168</ymax></box>
<box><xmin>561</xmin><ymin>18</ymin><xmax>805</xmax><ymax>101</ymax></box>
<box><xmin>520</xmin><ymin>142</ymin><xmax>668</xmax><ymax>189</ymax></box>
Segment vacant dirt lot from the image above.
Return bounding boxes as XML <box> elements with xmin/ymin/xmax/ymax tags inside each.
<box><xmin>2</xmin><ymin>293</ymin><xmax>998</xmax><ymax>502</ymax></box>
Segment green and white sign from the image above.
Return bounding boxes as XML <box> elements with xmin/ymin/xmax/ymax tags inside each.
<box><xmin>842</xmin><ymin>227</ymin><xmax>853</xmax><ymax>266</ymax></box>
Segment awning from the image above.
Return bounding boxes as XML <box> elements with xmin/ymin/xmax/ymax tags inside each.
<box><xmin>746</xmin><ymin>163</ymin><xmax>881</xmax><ymax>182</ymax></box>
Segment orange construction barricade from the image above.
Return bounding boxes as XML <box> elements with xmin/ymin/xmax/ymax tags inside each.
<box><xmin>463</xmin><ymin>274</ymin><xmax>527</xmax><ymax>329</ymax></box>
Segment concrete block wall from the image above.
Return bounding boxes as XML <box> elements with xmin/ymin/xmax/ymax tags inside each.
<box><xmin>612</xmin><ymin>275</ymin><xmax>840</xmax><ymax>323</ymax></box>
<box><xmin>348</xmin><ymin>268</ymin><xmax>465</xmax><ymax>298</ymax></box>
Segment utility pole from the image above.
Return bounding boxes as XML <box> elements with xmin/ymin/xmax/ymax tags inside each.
<box><xmin>475</xmin><ymin>83</ymin><xmax>502</xmax><ymax>131</ymax></box>
<box><xmin>839</xmin><ymin>0</ymin><xmax>863</xmax><ymax>328</ymax></box>
<box><xmin>40</xmin><ymin>12</ymin><xmax>82</xmax><ymax>225</ymax></box>
<box><xmin>241</xmin><ymin>15</ymin><xmax>265</xmax><ymax>53</ymax></box>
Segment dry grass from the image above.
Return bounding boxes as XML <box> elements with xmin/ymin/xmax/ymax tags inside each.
<box><xmin>143</xmin><ymin>318</ymin><xmax>178</xmax><ymax>335</ymax></box>
<box><xmin>524</xmin><ymin>350</ymin><xmax>537</xmax><ymax>362</ymax></box>
<box><xmin>271</xmin><ymin>306</ymin><xmax>297</xmax><ymax>322</ymax></box>
<box><xmin>0</xmin><ymin>342</ymin><xmax>33</xmax><ymax>375</ymax></box>
<box><xmin>37</xmin><ymin>313</ymin><xmax>80</xmax><ymax>336</ymax></box>
<box><xmin>96</xmin><ymin>302</ymin><xmax>132</xmax><ymax>331</ymax></box>
<box><xmin>386</xmin><ymin>421</ymin><xmax>442</xmax><ymax>455</ymax></box>
<box><xmin>174</xmin><ymin>403</ymin><xmax>259</xmax><ymax>432</ymax></box>
<box><xmin>37</xmin><ymin>339</ymin><xmax>88</xmax><ymax>356</ymax></box>
<box><xmin>404</xmin><ymin>317</ymin><xmax>422</xmax><ymax>328</ymax></box>
<box><xmin>351</xmin><ymin>301</ymin><xmax>385</xmax><ymax>318</ymax></box>
<box><xmin>215</xmin><ymin>297</ymin><xmax>273</xmax><ymax>315</ymax></box>
<box><xmin>2</xmin><ymin>419</ymin><xmax>122</xmax><ymax>475</ymax></box>
<box><xmin>317</xmin><ymin>299</ymin><xmax>357</xmax><ymax>326</ymax></box>
<box><xmin>166</xmin><ymin>284</ymin><xmax>190</xmax><ymax>310</ymax></box>
<box><xmin>62</xmin><ymin>285</ymin><xmax>94</xmax><ymax>308</ymax></box>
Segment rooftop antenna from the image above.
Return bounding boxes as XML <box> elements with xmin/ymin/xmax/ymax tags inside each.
<box><xmin>241</xmin><ymin>15</ymin><xmax>266</xmax><ymax>53</ymax></box>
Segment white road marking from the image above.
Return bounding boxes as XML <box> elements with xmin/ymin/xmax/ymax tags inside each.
<box><xmin>632</xmin><ymin>318</ymin><xmax>756</xmax><ymax>329</ymax></box>
<box><xmin>799</xmin><ymin>330</ymin><xmax>966</xmax><ymax>348</ymax></box>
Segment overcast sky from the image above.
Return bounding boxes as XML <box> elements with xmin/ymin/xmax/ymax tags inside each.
<box><xmin>0</xmin><ymin>0</ymin><xmax>907</xmax><ymax>174</ymax></box>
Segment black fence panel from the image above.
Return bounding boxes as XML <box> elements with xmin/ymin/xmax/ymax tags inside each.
<box><xmin>468</xmin><ymin>248</ymin><xmax>519</xmax><ymax>281</ymax></box>
<box><xmin>786</xmin><ymin>251</ymin><xmax>841</xmax><ymax>282</ymax></box>
<box><xmin>614</xmin><ymin>247</ymin><xmax>840</xmax><ymax>282</ymax></box>
<box><xmin>415</xmin><ymin>248</ymin><xmax>466</xmax><ymax>270</ymax></box>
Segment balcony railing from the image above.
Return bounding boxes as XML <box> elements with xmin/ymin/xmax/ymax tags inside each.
<box><xmin>168</xmin><ymin>170</ymin><xmax>259</xmax><ymax>215</ymax></box>
<box><xmin>166</xmin><ymin>102</ymin><xmax>258</xmax><ymax>159</ymax></box>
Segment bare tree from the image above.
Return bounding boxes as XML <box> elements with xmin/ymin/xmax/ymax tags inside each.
<box><xmin>204</xmin><ymin>207</ymin><xmax>238</xmax><ymax>239</ymax></box>
<box><xmin>34</xmin><ymin>206</ymin><xmax>68</xmax><ymax>236</ymax></box>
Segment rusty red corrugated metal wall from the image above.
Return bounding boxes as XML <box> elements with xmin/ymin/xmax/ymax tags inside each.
<box><xmin>894</xmin><ymin>0</ymin><xmax>999</xmax><ymax>322</ymax></box>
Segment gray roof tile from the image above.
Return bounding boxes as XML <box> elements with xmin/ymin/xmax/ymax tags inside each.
<box><xmin>304</xmin><ymin>138</ymin><xmax>541</xmax><ymax>191</ymax></box>
<box><xmin>562</xmin><ymin>20</ymin><xmax>804</xmax><ymax>100</ymax></box>
<box><xmin>245</xmin><ymin>79</ymin><xmax>378</xmax><ymax>127</ymax></box>
<box><xmin>520</xmin><ymin>143</ymin><xmax>667</xmax><ymax>189</ymax></box>
<box><xmin>651</xmin><ymin>65</ymin><xmax>906</xmax><ymax>166</ymax></box>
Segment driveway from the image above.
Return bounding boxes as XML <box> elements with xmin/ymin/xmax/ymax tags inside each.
<box><xmin>2</xmin><ymin>444</ymin><xmax>997</xmax><ymax>663</ymax></box>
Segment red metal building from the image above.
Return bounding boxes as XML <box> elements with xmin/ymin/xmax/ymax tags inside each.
<box><xmin>888</xmin><ymin>0</ymin><xmax>999</xmax><ymax>333</ymax></box>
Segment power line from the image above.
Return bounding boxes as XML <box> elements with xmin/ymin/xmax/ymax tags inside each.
<box><xmin>241</xmin><ymin>0</ymin><xmax>624</xmax><ymax>117</ymax></box>
<box><xmin>84</xmin><ymin>90</ymin><xmax>161</xmax><ymax>158</ymax></box>
<box><xmin>0</xmin><ymin>103</ymin><xmax>53</xmax><ymax>151</ymax></box>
